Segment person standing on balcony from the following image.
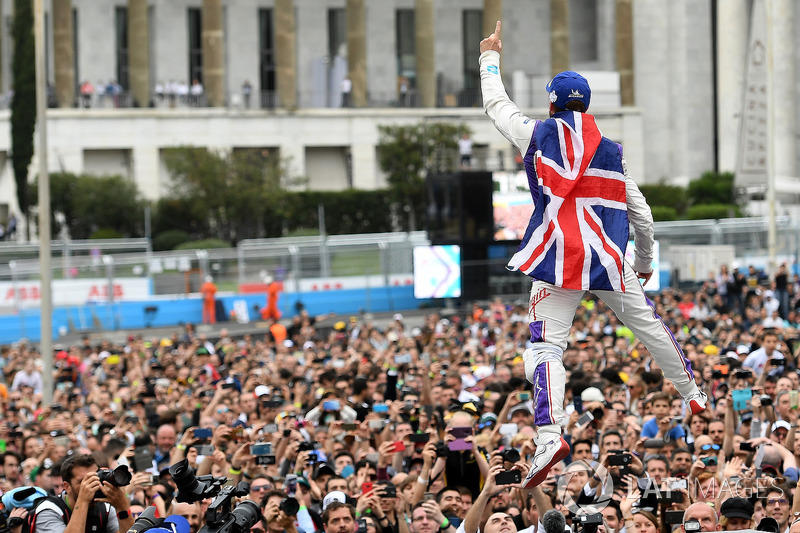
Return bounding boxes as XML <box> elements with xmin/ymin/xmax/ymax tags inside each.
<box><xmin>478</xmin><ymin>20</ymin><xmax>708</xmax><ymax>489</ymax></box>
<box><xmin>341</xmin><ymin>77</ymin><xmax>352</xmax><ymax>108</ymax></box>
<box><xmin>201</xmin><ymin>276</ymin><xmax>218</xmax><ymax>324</ymax></box>
<box><xmin>458</xmin><ymin>133</ymin><xmax>473</xmax><ymax>169</ymax></box>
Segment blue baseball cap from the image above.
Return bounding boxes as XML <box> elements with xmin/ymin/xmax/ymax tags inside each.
<box><xmin>546</xmin><ymin>71</ymin><xmax>591</xmax><ymax>111</ymax></box>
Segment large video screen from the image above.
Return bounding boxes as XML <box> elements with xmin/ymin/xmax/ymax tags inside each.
<box><xmin>413</xmin><ymin>245</ymin><xmax>461</xmax><ymax>299</ymax></box>
<box><xmin>492</xmin><ymin>171</ymin><xmax>532</xmax><ymax>241</ymax></box>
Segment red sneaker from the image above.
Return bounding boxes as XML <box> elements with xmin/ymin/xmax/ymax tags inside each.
<box><xmin>521</xmin><ymin>436</ymin><xmax>571</xmax><ymax>489</ymax></box>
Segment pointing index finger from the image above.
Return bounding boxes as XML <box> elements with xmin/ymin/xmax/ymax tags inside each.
<box><xmin>494</xmin><ymin>20</ymin><xmax>502</xmax><ymax>36</ymax></box>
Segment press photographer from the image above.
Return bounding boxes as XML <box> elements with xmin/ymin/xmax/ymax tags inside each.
<box><xmin>29</xmin><ymin>454</ymin><xmax>133</xmax><ymax>533</ymax></box>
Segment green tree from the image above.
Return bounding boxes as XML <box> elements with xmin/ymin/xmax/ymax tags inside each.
<box><xmin>639</xmin><ymin>180</ymin><xmax>687</xmax><ymax>215</ymax></box>
<box><xmin>376</xmin><ymin>122</ymin><xmax>466</xmax><ymax>231</ymax></box>
<box><xmin>163</xmin><ymin>147</ymin><xmax>302</xmax><ymax>244</ymax></box>
<box><xmin>687</xmin><ymin>171</ymin><xmax>735</xmax><ymax>206</ymax></box>
<box><xmin>30</xmin><ymin>173</ymin><xmax>146</xmax><ymax>239</ymax></box>
<box><xmin>10</xmin><ymin>0</ymin><xmax>36</xmax><ymax>240</ymax></box>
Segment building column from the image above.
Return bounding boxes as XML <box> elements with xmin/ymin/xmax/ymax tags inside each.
<box><xmin>53</xmin><ymin>0</ymin><xmax>74</xmax><ymax>108</ymax></box>
<box><xmin>275</xmin><ymin>0</ymin><xmax>297</xmax><ymax>108</ymax></box>
<box><xmin>482</xmin><ymin>0</ymin><xmax>502</xmax><ymax>40</ymax></box>
<box><xmin>346</xmin><ymin>0</ymin><xmax>366</xmax><ymax>107</ymax></box>
<box><xmin>415</xmin><ymin>0</ymin><xmax>434</xmax><ymax>108</ymax></box>
<box><xmin>770</xmin><ymin>0</ymin><xmax>796</xmax><ymax>180</ymax></box>
<box><xmin>201</xmin><ymin>0</ymin><xmax>224</xmax><ymax>107</ymax></box>
<box><xmin>128</xmin><ymin>0</ymin><xmax>149</xmax><ymax>107</ymax></box>
<box><xmin>615</xmin><ymin>0</ymin><xmax>634</xmax><ymax>106</ymax></box>
<box><xmin>716</xmin><ymin>0</ymin><xmax>747</xmax><ymax>173</ymax></box>
<box><xmin>550</xmin><ymin>0</ymin><xmax>569</xmax><ymax>76</ymax></box>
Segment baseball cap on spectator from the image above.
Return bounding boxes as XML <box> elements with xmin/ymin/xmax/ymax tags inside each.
<box><xmin>737</xmin><ymin>345</ymin><xmax>750</xmax><ymax>355</ymax></box>
<box><xmin>410</xmin><ymin>327</ymin><xmax>422</xmax><ymax>337</ymax></box>
<box><xmin>479</xmin><ymin>413</ymin><xmax>497</xmax><ymax>429</ymax></box>
<box><xmin>720</xmin><ymin>497</ymin><xmax>754</xmax><ymax>520</ymax></box>
<box><xmin>581</xmin><ymin>387</ymin><xmax>605</xmax><ymax>403</ymax></box>
<box><xmin>314</xmin><ymin>463</ymin><xmax>336</xmax><ymax>480</ymax></box>
<box><xmin>323</xmin><ymin>491</ymin><xmax>347</xmax><ymax>510</ymax></box>
<box><xmin>162</xmin><ymin>515</ymin><xmax>190</xmax><ymax>533</ymax></box>
<box><xmin>703</xmin><ymin>345</ymin><xmax>719</xmax><ymax>356</ymax></box>
<box><xmin>772</xmin><ymin>420</ymin><xmax>791</xmax><ymax>433</ymax></box>
<box><xmin>303</xmin><ymin>341</ymin><xmax>316</xmax><ymax>351</ymax></box>
<box><xmin>254</xmin><ymin>385</ymin><xmax>271</xmax><ymax>397</ymax></box>
<box><xmin>546</xmin><ymin>71</ymin><xmax>591</xmax><ymax>111</ymax></box>
<box><xmin>473</xmin><ymin>366</ymin><xmax>493</xmax><ymax>382</ymax></box>
<box><xmin>393</xmin><ymin>313</ymin><xmax>403</xmax><ymax>321</ymax></box>
<box><xmin>283</xmin><ymin>340</ymin><xmax>294</xmax><ymax>347</ymax></box>
<box><xmin>757</xmin><ymin>517</ymin><xmax>781</xmax><ymax>533</ymax></box>
<box><xmin>508</xmin><ymin>403</ymin><xmax>533</xmax><ymax>417</ymax></box>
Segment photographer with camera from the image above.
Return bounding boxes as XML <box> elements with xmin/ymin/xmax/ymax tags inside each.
<box><xmin>30</xmin><ymin>454</ymin><xmax>133</xmax><ymax>533</ymax></box>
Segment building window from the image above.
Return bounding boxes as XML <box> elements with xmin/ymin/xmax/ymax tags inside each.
<box><xmin>328</xmin><ymin>8</ymin><xmax>346</xmax><ymax>58</ymax></box>
<box><xmin>115</xmin><ymin>7</ymin><xmax>129</xmax><ymax>89</ymax></box>
<box><xmin>188</xmin><ymin>8</ymin><xmax>202</xmax><ymax>84</ymax></box>
<box><xmin>259</xmin><ymin>9</ymin><xmax>275</xmax><ymax>101</ymax></box>
<box><xmin>570</xmin><ymin>0</ymin><xmax>597</xmax><ymax>63</ymax></box>
<box><xmin>462</xmin><ymin>10</ymin><xmax>482</xmax><ymax>91</ymax></box>
<box><xmin>396</xmin><ymin>9</ymin><xmax>415</xmax><ymax>86</ymax></box>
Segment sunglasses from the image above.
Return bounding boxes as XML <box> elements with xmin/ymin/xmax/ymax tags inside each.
<box><xmin>251</xmin><ymin>485</ymin><xmax>272</xmax><ymax>492</ymax></box>
<box><xmin>700</xmin><ymin>444</ymin><xmax>720</xmax><ymax>451</ymax></box>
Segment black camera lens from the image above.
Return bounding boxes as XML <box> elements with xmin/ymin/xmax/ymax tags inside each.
<box><xmin>435</xmin><ymin>442</ymin><xmax>450</xmax><ymax>458</ymax></box>
<box><xmin>500</xmin><ymin>449</ymin><xmax>521</xmax><ymax>463</ymax></box>
<box><xmin>170</xmin><ymin>459</ymin><xmax>201</xmax><ymax>501</ymax></box>
<box><xmin>97</xmin><ymin>465</ymin><xmax>132</xmax><ymax>487</ymax></box>
<box><xmin>280</xmin><ymin>497</ymin><xmax>300</xmax><ymax>516</ymax></box>
<box><xmin>231</xmin><ymin>499</ymin><xmax>262</xmax><ymax>530</ymax></box>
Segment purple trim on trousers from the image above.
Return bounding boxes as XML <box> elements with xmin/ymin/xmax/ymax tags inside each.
<box><xmin>533</xmin><ymin>361</ymin><xmax>554</xmax><ymax>425</ymax></box>
<box><xmin>529</xmin><ymin>321</ymin><xmax>544</xmax><ymax>343</ymax></box>
<box><xmin>644</xmin><ymin>295</ymin><xmax>695</xmax><ymax>380</ymax></box>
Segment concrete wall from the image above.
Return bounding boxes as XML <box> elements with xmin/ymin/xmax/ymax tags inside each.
<box><xmin>0</xmin><ymin>106</ymin><xmax>644</xmax><ymax>208</ymax></box>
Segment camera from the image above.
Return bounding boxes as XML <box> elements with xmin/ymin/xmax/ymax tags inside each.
<box><xmin>760</xmin><ymin>395</ymin><xmax>773</xmax><ymax>407</ymax></box>
<box><xmin>280</xmin><ymin>497</ymin><xmax>299</xmax><ymax>516</ymax></box>
<box><xmin>499</xmin><ymin>449</ymin><xmax>521</xmax><ymax>463</ymax></box>
<box><xmin>94</xmin><ymin>465</ymin><xmax>132</xmax><ymax>499</ymax></box>
<box><xmin>576</xmin><ymin>513</ymin><xmax>604</xmax><ymax>533</ymax></box>
<box><xmin>608</xmin><ymin>452</ymin><xmax>631</xmax><ymax>466</ymax></box>
<box><xmin>169</xmin><ymin>459</ymin><xmax>262</xmax><ymax>533</ymax></box>
<box><xmin>435</xmin><ymin>442</ymin><xmax>450</xmax><ymax>458</ymax></box>
<box><xmin>298</xmin><ymin>441</ymin><xmax>317</xmax><ymax>452</ymax></box>
<box><xmin>255</xmin><ymin>455</ymin><xmax>276</xmax><ymax>466</ymax></box>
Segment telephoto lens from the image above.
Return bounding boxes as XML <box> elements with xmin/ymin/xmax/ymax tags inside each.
<box><xmin>280</xmin><ymin>497</ymin><xmax>300</xmax><ymax>516</ymax></box>
<box><xmin>170</xmin><ymin>459</ymin><xmax>201</xmax><ymax>501</ymax></box>
<box><xmin>231</xmin><ymin>500</ymin><xmax>262</xmax><ymax>530</ymax></box>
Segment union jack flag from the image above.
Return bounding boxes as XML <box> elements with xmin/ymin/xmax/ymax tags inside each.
<box><xmin>508</xmin><ymin>111</ymin><xmax>629</xmax><ymax>292</ymax></box>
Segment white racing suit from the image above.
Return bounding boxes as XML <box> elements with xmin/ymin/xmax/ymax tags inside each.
<box><xmin>479</xmin><ymin>50</ymin><xmax>699</xmax><ymax>438</ymax></box>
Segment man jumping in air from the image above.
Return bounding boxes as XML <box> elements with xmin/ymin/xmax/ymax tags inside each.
<box><xmin>478</xmin><ymin>21</ymin><xmax>708</xmax><ymax>489</ymax></box>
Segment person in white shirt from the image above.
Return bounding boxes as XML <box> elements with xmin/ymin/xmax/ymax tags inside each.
<box><xmin>743</xmin><ymin>330</ymin><xmax>783</xmax><ymax>376</ymax></box>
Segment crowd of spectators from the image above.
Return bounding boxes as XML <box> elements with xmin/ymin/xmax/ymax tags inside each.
<box><xmin>2</xmin><ymin>264</ymin><xmax>800</xmax><ymax>533</ymax></box>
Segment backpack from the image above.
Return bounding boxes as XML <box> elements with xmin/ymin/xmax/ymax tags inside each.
<box><xmin>28</xmin><ymin>496</ymin><xmax>108</xmax><ymax>533</ymax></box>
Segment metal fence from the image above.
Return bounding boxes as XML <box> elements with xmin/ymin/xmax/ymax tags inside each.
<box><xmin>0</xmin><ymin>218</ymin><xmax>797</xmax><ymax>310</ymax></box>
<box><xmin>0</xmin><ymin>233</ymin><xmax>429</xmax><ymax>311</ymax></box>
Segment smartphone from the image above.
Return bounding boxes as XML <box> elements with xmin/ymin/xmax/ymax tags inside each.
<box><xmin>263</xmin><ymin>423</ymin><xmax>278</xmax><ymax>433</ymax></box>
<box><xmin>221</xmin><ymin>382</ymin><xmax>236</xmax><ymax>390</ymax></box>
<box><xmin>323</xmin><ymin>400</ymin><xmax>341</xmax><ymax>411</ymax></box>
<box><xmin>255</xmin><ymin>455</ymin><xmax>277</xmax><ymax>466</ymax></box>
<box><xmin>573</xmin><ymin>397</ymin><xmax>584</xmax><ymax>415</ymax></box>
<box><xmin>643</xmin><ymin>438</ymin><xmax>665</xmax><ymax>448</ymax></box>
<box><xmin>577</xmin><ymin>411</ymin><xmax>594</xmax><ymax>427</ymax></box>
<box><xmin>609</xmin><ymin>453</ymin><xmax>632</xmax><ymax>466</ymax></box>
<box><xmin>671</xmin><ymin>479</ymin><xmax>688</xmax><ymax>491</ymax></box>
<box><xmin>664</xmin><ymin>511</ymin><xmax>685</xmax><ymax>525</ymax></box>
<box><xmin>394</xmin><ymin>354</ymin><xmax>413</xmax><ymax>365</ymax></box>
<box><xmin>361</xmin><ymin>482</ymin><xmax>374</xmax><ymax>494</ymax></box>
<box><xmin>732</xmin><ymin>388</ymin><xmax>752</xmax><ymax>411</ymax></box>
<box><xmin>229</xmin><ymin>427</ymin><xmax>245</xmax><ymax>440</ymax></box>
<box><xmin>193</xmin><ymin>428</ymin><xmax>213</xmax><ymax>440</ymax></box>
<box><xmin>195</xmin><ymin>444</ymin><xmax>214</xmax><ymax>455</ymax></box>
<box><xmin>367</xmin><ymin>419</ymin><xmax>386</xmax><ymax>430</ymax></box>
<box><xmin>365</xmin><ymin>453</ymin><xmax>380</xmax><ymax>463</ymax></box>
<box><xmin>372</xmin><ymin>404</ymin><xmax>389</xmax><ymax>413</ymax></box>
<box><xmin>499</xmin><ymin>423</ymin><xmax>519</xmax><ymax>436</ymax></box>
<box><xmin>251</xmin><ymin>443</ymin><xmax>273</xmax><ymax>456</ymax></box>
<box><xmin>133</xmin><ymin>448</ymin><xmax>153</xmax><ymax>471</ymax></box>
<box><xmin>357</xmin><ymin>519</ymin><xmax>368</xmax><ymax>533</ymax></box>
<box><xmin>450</xmin><ymin>427</ymin><xmax>474</xmax><ymax>439</ymax></box>
<box><xmin>423</xmin><ymin>492</ymin><xmax>436</xmax><ymax>501</ymax></box>
<box><xmin>192</xmin><ymin>408</ymin><xmax>201</xmax><ymax>428</ymax></box>
<box><xmin>658</xmin><ymin>491</ymin><xmax>683</xmax><ymax>504</ymax></box>
<box><xmin>518</xmin><ymin>392</ymin><xmax>531</xmax><ymax>401</ymax></box>
<box><xmin>141</xmin><ymin>474</ymin><xmax>156</xmax><ymax>486</ymax></box>
<box><xmin>342</xmin><ymin>423</ymin><xmax>359</xmax><ymax>431</ymax></box>
<box><xmin>389</xmin><ymin>441</ymin><xmax>406</xmax><ymax>453</ymax></box>
<box><xmin>495</xmin><ymin>470</ymin><xmax>522</xmax><ymax>485</ymax></box>
<box><xmin>409</xmin><ymin>433</ymin><xmax>431</xmax><ymax>443</ymax></box>
<box><xmin>739</xmin><ymin>441</ymin><xmax>755</xmax><ymax>452</ymax></box>
<box><xmin>791</xmin><ymin>391</ymin><xmax>799</xmax><ymax>410</ymax></box>
<box><xmin>54</xmin><ymin>436</ymin><xmax>70</xmax><ymax>448</ymax></box>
